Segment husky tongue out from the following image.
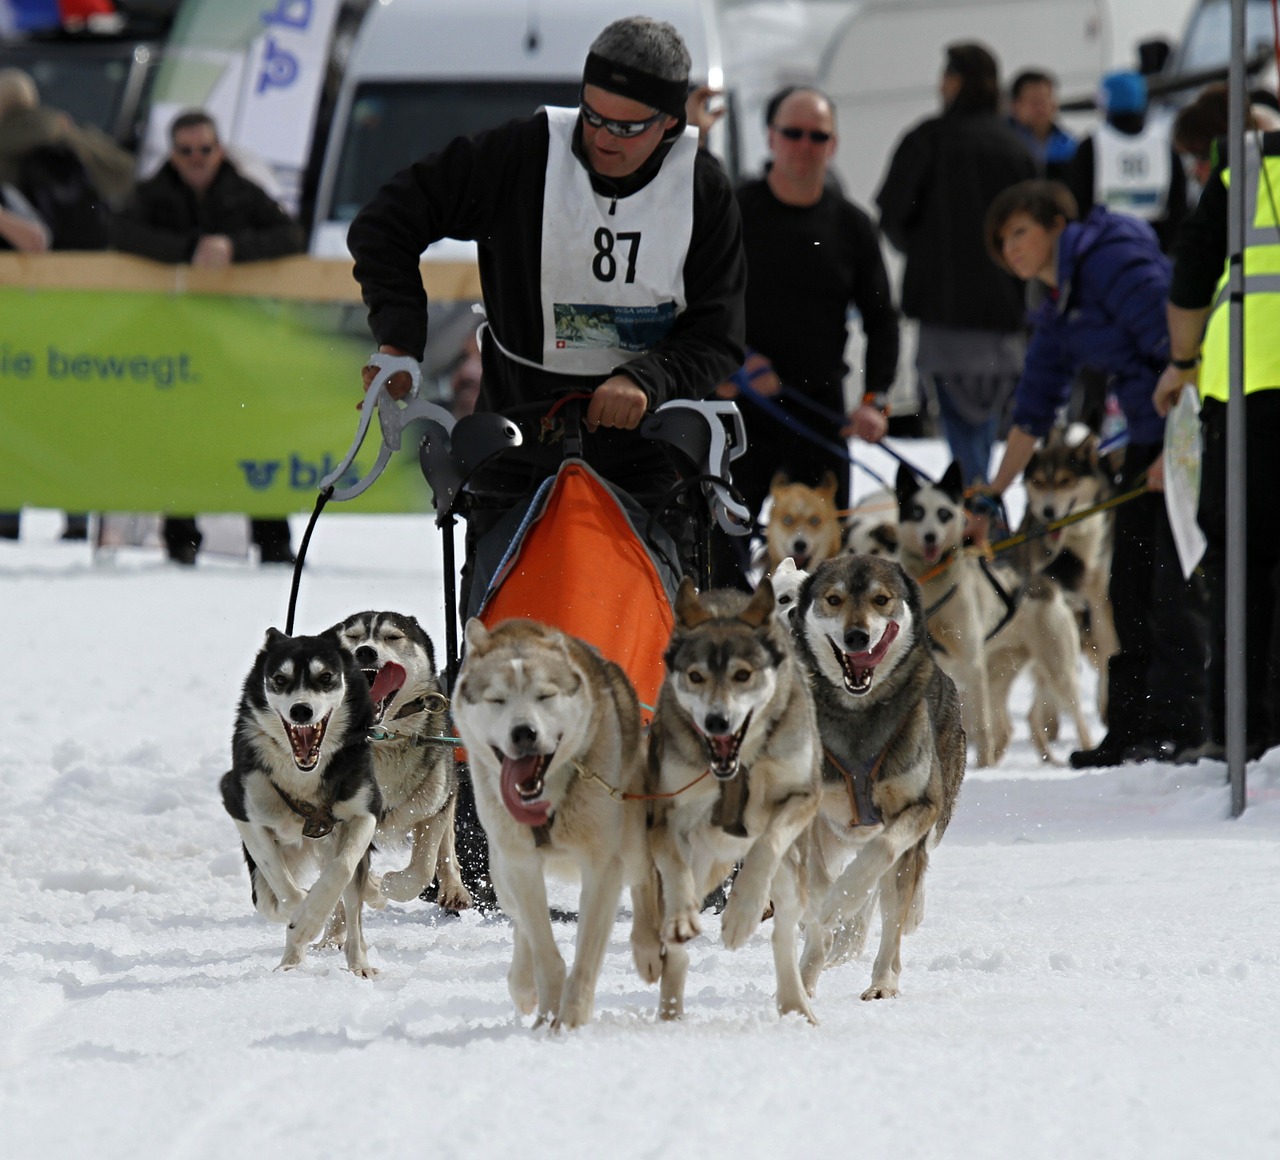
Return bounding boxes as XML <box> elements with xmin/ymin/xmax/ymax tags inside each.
<box><xmin>834</xmin><ymin>621</ymin><xmax>901</xmax><ymax>695</ymax></box>
<box><xmin>368</xmin><ymin>662</ymin><xmax>406</xmax><ymax>722</ymax></box>
<box><xmin>499</xmin><ymin>753</ymin><xmax>553</xmax><ymax>826</ymax></box>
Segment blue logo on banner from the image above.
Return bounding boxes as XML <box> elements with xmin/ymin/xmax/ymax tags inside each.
<box><xmin>256</xmin><ymin>37</ymin><xmax>299</xmax><ymax>94</ymax></box>
<box><xmin>239</xmin><ymin>455</ymin><xmax>362</xmax><ymax>491</ymax></box>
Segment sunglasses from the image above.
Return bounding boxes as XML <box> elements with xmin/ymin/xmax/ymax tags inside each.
<box><xmin>174</xmin><ymin>144</ymin><xmax>215</xmax><ymax>157</ymax></box>
<box><xmin>775</xmin><ymin>126</ymin><xmax>832</xmax><ymax>144</ymax></box>
<box><xmin>580</xmin><ymin>100</ymin><xmax>665</xmax><ymax>139</ymax></box>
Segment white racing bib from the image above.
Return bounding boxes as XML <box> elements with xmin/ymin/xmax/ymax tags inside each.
<box><xmin>539</xmin><ymin>105</ymin><xmax>696</xmax><ymax>374</ymax></box>
<box><xmin>1095</xmin><ymin>118</ymin><xmax>1171</xmax><ymax>222</ymax></box>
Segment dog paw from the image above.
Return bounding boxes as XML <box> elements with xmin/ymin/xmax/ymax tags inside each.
<box><xmin>860</xmin><ymin>983</ymin><xmax>899</xmax><ymax>1000</ymax></box>
<box><xmin>379</xmin><ymin>870</ymin><xmax>427</xmax><ymax>904</ymax></box>
<box><xmin>348</xmin><ymin>963</ymin><xmax>380</xmax><ymax>980</ymax></box>
<box><xmin>661</xmin><ymin>910</ymin><xmax>701</xmax><ymax>945</ymax></box>
<box><xmin>435</xmin><ymin>880</ymin><xmax>473</xmax><ymax>912</ymax></box>
<box><xmin>720</xmin><ymin>891</ymin><xmax>765</xmax><ymax>951</ymax></box>
<box><xmin>632</xmin><ymin>937</ymin><xmax>664</xmax><ymax>985</ymax></box>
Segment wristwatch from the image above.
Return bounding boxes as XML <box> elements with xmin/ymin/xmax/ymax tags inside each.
<box><xmin>1169</xmin><ymin>355</ymin><xmax>1201</xmax><ymax>371</ymax></box>
<box><xmin>862</xmin><ymin>392</ymin><xmax>891</xmax><ymax>416</ymax></box>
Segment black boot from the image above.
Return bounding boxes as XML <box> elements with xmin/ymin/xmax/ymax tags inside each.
<box><xmin>163</xmin><ymin>517</ymin><xmax>201</xmax><ymax>565</ymax></box>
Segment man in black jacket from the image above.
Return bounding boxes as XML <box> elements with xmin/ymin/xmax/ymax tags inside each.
<box><xmin>713</xmin><ymin>86</ymin><xmax>898</xmax><ymax>586</ymax></box>
<box><xmin>876</xmin><ymin>42</ymin><xmax>1037</xmax><ymax>487</ymax></box>
<box><xmin>111</xmin><ymin>109</ymin><xmax>305</xmax><ymax>566</ymax></box>
<box><xmin>348</xmin><ymin>16</ymin><xmax>745</xmax><ymax>517</ymax></box>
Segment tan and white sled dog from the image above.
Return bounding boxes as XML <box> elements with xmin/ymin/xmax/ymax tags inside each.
<box><xmin>326</xmin><ymin>611</ymin><xmax>471</xmax><ymax>912</ymax></box>
<box><xmin>792</xmin><ymin>554</ymin><xmax>966</xmax><ymax>1000</ymax></box>
<box><xmin>648</xmin><ymin>578</ymin><xmax>821</xmax><ymax>1022</ymax></box>
<box><xmin>452</xmin><ymin>619</ymin><xmax>657</xmax><ymax>1030</ymax></box>
<box><xmin>764</xmin><ymin>471</ymin><xmax>844</xmax><ymax>573</ymax></box>
<box><xmin>1022</xmin><ymin>427</ymin><xmax>1117</xmax><ymax>718</ymax></box>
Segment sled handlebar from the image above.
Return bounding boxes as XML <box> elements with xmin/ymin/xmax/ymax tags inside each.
<box><xmin>320</xmin><ymin>352</ymin><xmax>457</xmax><ymax>502</ymax></box>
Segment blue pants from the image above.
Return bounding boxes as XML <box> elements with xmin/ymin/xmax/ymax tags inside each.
<box><xmin>931</xmin><ymin>375</ymin><xmax>997</xmax><ymax>487</ymax></box>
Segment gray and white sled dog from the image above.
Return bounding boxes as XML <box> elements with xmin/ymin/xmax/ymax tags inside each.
<box><xmin>220</xmin><ymin>628</ymin><xmax>381</xmax><ymax>976</ymax></box>
<box><xmin>451</xmin><ymin>618</ymin><xmax>657</xmax><ymax>1030</ymax></box>
<box><xmin>648</xmin><ymin>578</ymin><xmax>821</xmax><ymax>1022</ymax></box>
<box><xmin>793</xmin><ymin>554</ymin><xmax>966</xmax><ymax>1000</ymax></box>
<box><xmin>326</xmin><ymin>611</ymin><xmax>471</xmax><ymax>912</ymax></box>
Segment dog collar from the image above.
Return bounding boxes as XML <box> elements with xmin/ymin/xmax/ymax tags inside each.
<box><xmin>271</xmin><ymin>780</ymin><xmax>337</xmax><ymax>839</ymax></box>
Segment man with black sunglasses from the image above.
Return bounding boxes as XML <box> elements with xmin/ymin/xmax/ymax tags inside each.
<box><xmin>348</xmin><ymin>15</ymin><xmax>745</xmax><ymax>515</ymax></box>
<box><xmin>712</xmin><ymin>87</ymin><xmax>899</xmax><ymax>587</ymax></box>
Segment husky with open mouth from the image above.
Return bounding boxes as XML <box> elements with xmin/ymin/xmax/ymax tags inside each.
<box><xmin>451</xmin><ymin>618</ymin><xmax>657</xmax><ymax>1030</ymax></box>
<box><xmin>793</xmin><ymin>553</ymin><xmax>966</xmax><ymax>1002</ymax></box>
<box><xmin>326</xmin><ymin>611</ymin><xmax>470</xmax><ymax>913</ymax></box>
<box><xmin>647</xmin><ymin>578</ymin><xmax>821</xmax><ymax>1022</ymax></box>
<box><xmin>220</xmin><ymin>628</ymin><xmax>381</xmax><ymax>976</ymax></box>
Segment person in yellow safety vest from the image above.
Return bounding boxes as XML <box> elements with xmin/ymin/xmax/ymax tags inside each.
<box><xmin>1154</xmin><ymin>128</ymin><xmax>1280</xmax><ymax>762</ymax></box>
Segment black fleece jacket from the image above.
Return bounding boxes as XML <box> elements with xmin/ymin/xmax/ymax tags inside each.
<box><xmin>347</xmin><ymin>111</ymin><xmax>746</xmax><ymax>417</ymax></box>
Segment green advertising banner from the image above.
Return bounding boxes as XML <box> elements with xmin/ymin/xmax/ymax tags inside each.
<box><xmin>0</xmin><ymin>287</ymin><xmax>433</xmax><ymax>516</ymax></box>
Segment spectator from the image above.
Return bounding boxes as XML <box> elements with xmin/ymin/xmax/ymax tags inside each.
<box><xmin>348</xmin><ymin>15</ymin><xmax>745</xmax><ymax>579</ymax></box>
<box><xmin>0</xmin><ymin>67</ymin><xmax>125</xmax><ymax>542</ymax></box>
<box><xmin>112</xmin><ymin>109</ymin><xmax>306</xmax><ymax>566</ymax></box>
<box><xmin>1153</xmin><ymin>110</ymin><xmax>1280</xmax><ymax>762</ymax></box>
<box><xmin>1170</xmin><ymin>83</ymin><xmax>1280</xmax><ymax>194</ymax></box>
<box><xmin>1008</xmin><ymin>68</ymin><xmax>1077</xmax><ymax>177</ymax></box>
<box><xmin>714</xmin><ymin>86</ymin><xmax>898</xmax><ymax>586</ymax></box>
<box><xmin>981</xmin><ymin>179</ymin><xmax>1210</xmax><ymax>767</ymax></box>
<box><xmin>1066</xmin><ymin>69</ymin><xmax>1187</xmax><ymax>253</ymax></box>
<box><xmin>876</xmin><ymin>42</ymin><xmax>1038</xmax><ymax>488</ymax></box>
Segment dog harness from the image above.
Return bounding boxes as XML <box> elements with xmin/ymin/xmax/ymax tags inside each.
<box><xmin>823</xmin><ymin>747</ymin><xmax>884</xmax><ymax>828</ymax></box>
<box><xmin>270</xmin><ymin>781</ymin><xmax>337</xmax><ymax>839</ymax></box>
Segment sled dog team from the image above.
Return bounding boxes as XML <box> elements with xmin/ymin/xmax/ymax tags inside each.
<box><xmin>222</xmin><ymin>545</ymin><xmax>970</xmax><ymax>1029</ymax></box>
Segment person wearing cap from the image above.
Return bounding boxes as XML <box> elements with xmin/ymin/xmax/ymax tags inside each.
<box><xmin>348</xmin><ymin>15</ymin><xmax>746</xmax><ymax>522</ymax></box>
<box><xmin>1066</xmin><ymin>69</ymin><xmax>1187</xmax><ymax>253</ymax></box>
<box><xmin>875</xmin><ymin>41</ymin><xmax>1038</xmax><ymax>489</ymax></box>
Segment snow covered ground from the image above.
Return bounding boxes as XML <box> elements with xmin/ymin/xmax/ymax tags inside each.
<box><xmin>3</xmin><ymin>441</ymin><xmax>1278</xmax><ymax>1160</ymax></box>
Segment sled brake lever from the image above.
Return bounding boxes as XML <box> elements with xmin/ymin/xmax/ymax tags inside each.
<box><xmin>320</xmin><ymin>353</ymin><xmax>457</xmax><ymax>501</ymax></box>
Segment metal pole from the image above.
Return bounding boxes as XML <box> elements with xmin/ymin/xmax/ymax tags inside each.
<box><xmin>1226</xmin><ymin>0</ymin><xmax>1248</xmax><ymax>816</ymax></box>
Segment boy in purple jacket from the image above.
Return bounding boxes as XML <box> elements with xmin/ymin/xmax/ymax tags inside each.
<box><xmin>979</xmin><ymin>180</ymin><xmax>1209</xmax><ymax>767</ymax></box>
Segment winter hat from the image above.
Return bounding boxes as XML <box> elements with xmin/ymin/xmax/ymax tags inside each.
<box><xmin>583</xmin><ymin>16</ymin><xmax>691</xmax><ymax>119</ymax></box>
<box><xmin>1100</xmin><ymin>70</ymin><xmax>1147</xmax><ymax>115</ymax></box>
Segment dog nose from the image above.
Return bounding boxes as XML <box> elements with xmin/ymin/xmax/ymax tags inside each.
<box><xmin>844</xmin><ymin>627</ymin><xmax>870</xmax><ymax>652</ymax></box>
<box><xmin>355</xmin><ymin>645</ymin><xmax>377</xmax><ymax>666</ymax></box>
<box><xmin>510</xmin><ymin>722</ymin><xmax>537</xmax><ymax>750</ymax></box>
<box><xmin>289</xmin><ymin>703</ymin><xmax>313</xmax><ymax>724</ymax></box>
<box><xmin>704</xmin><ymin>711</ymin><xmax>730</xmax><ymax>735</ymax></box>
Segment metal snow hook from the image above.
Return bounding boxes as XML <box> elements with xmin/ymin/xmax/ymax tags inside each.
<box><xmin>320</xmin><ymin>352</ymin><xmax>458</xmax><ymax>501</ymax></box>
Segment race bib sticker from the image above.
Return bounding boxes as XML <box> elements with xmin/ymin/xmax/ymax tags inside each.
<box><xmin>552</xmin><ymin>301</ymin><xmax>678</xmax><ymax>353</ymax></box>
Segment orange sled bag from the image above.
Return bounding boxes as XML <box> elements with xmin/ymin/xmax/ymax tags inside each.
<box><xmin>472</xmin><ymin>459</ymin><xmax>678</xmax><ymax>723</ymax></box>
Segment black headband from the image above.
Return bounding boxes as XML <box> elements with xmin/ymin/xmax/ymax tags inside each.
<box><xmin>583</xmin><ymin>51</ymin><xmax>687</xmax><ymax>119</ymax></box>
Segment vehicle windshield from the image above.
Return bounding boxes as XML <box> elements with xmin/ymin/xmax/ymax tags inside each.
<box><xmin>0</xmin><ymin>42</ymin><xmax>155</xmax><ymax>145</ymax></box>
<box><xmin>326</xmin><ymin>79</ymin><xmax>582</xmax><ymax>223</ymax></box>
<box><xmin>1178</xmin><ymin>0</ymin><xmax>1275</xmax><ymax>73</ymax></box>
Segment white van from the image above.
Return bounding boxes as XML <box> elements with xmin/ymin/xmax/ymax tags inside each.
<box><xmin>309</xmin><ymin>0</ymin><xmax>728</xmax><ymax>258</ymax></box>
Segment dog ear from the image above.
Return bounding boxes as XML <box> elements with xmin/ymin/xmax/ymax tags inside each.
<box><xmin>741</xmin><ymin>577</ymin><xmax>775</xmax><ymax>627</ymax></box>
<box><xmin>895</xmin><ymin>462</ymin><xmax>919</xmax><ymax>508</ymax></box>
<box><xmin>769</xmin><ymin>470</ymin><xmax>790</xmax><ymax>495</ymax></box>
<box><xmin>463</xmin><ymin>617</ymin><xmax>491</xmax><ymax>653</ymax></box>
<box><xmin>939</xmin><ymin>461</ymin><xmax>965</xmax><ymax>502</ymax></box>
<box><xmin>674</xmin><ymin>576</ymin><xmax>712</xmax><ymax>628</ymax></box>
<box><xmin>774</xmin><ymin>557</ymin><xmax>797</xmax><ymax>576</ymax></box>
<box><xmin>817</xmin><ymin>470</ymin><xmax>838</xmax><ymax>500</ymax></box>
<box><xmin>265</xmin><ymin>627</ymin><xmax>287</xmax><ymax>647</ymax></box>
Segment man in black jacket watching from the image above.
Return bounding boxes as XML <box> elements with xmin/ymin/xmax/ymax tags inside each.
<box><xmin>112</xmin><ymin>109</ymin><xmax>305</xmax><ymax>566</ymax></box>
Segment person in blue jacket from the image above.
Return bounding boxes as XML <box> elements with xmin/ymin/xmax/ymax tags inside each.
<box><xmin>979</xmin><ymin>179</ymin><xmax>1209</xmax><ymax>767</ymax></box>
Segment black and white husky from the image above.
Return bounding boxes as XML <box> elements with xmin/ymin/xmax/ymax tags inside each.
<box><xmin>221</xmin><ymin>628</ymin><xmax>382</xmax><ymax>976</ymax></box>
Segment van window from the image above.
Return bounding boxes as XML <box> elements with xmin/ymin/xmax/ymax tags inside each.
<box><xmin>328</xmin><ymin>79</ymin><xmax>582</xmax><ymax>223</ymax></box>
<box><xmin>1177</xmin><ymin>0</ymin><xmax>1274</xmax><ymax>74</ymax></box>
